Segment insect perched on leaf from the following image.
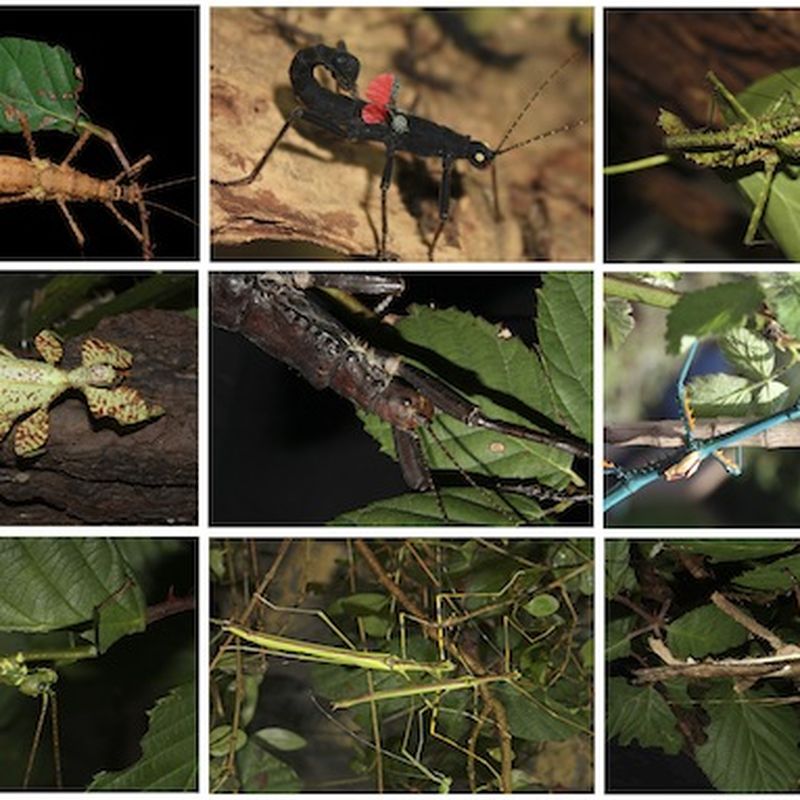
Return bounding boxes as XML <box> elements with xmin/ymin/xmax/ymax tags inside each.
<box><xmin>212</xmin><ymin>10</ymin><xmax>590</xmax><ymax>261</ymax></box>
<box><xmin>0</xmin><ymin>330</ymin><xmax>164</xmax><ymax>456</ymax></box>
<box><xmin>606</xmin><ymin>66</ymin><xmax>800</xmax><ymax>260</ymax></box>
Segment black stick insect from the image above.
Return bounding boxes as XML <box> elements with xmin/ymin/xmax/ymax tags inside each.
<box><xmin>212</xmin><ymin>273</ymin><xmax>591</xmax><ymax>525</ymax></box>
<box><xmin>212</xmin><ymin>41</ymin><xmax>587</xmax><ymax>261</ymax></box>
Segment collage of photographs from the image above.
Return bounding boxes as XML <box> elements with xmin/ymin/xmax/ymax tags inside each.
<box><xmin>0</xmin><ymin>2</ymin><xmax>799</xmax><ymax>797</ymax></box>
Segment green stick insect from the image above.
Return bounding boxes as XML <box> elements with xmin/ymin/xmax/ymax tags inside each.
<box><xmin>0</xmin><ymin>645</ymin><xmax>97</xmax><ymax>787</ymax></box>
<box><xmin>606</xmin><ymin>68</ymin><xmax>800</xmax><ymax>258</ymax></box>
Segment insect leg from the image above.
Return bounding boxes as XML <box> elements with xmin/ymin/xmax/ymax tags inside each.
<box><xmin>378</xmin><ymin>147</ymin><xmax>397</xmax><ymax>260</ymax></box>
<box><xmin>0</xmin><ymin>193</ymin><xmax>38</xmax><ymax>205</ymax></box>
<box><xmin>744</xmin><ymin>154</ymin><xmax>779</xmax><ymax>245</ymax></box>
<box><xmin>214</xmin><ymin>106</ymin><xmax>350</xmax><ymax>188</ymax></box>
<box><xmin>303</xmin><ymin>272</ymin><xmax>406</xmax><ymax>297</ymax></box>
<box><xmin>111</xmin><ymin>155</ymin><xmax>153</xmax><ymax>185</ymax></box>
<box><xmin>675</xmin><ymin>340</ymin><xmax>699</xmax><ymax>445</ymax></box>
<box><xmin>14</xmin><ymin>111</ymin><xmax>38</xmax><ymax>160</ymax></box>
<box><xmin>428</xmin><ymin>154</ymin><xmax>454</xmax><ymax>261</ymax></box>
<box><xmin>55</xmin><ymin>198</ymin><xmax>86</xmax><ymax>250</ymax></box>
<box><xmin>392</xmin><ymin>426</ymin><xmax>433</xmax><ymax>491</ymax></box>
<box><xmin>60</xmin><ymin>129</ymin><xmax>93</xmax><ymax>168</ymax></box>
<box><xmin>213</xmin><ymin>108</ymin><xmax>303</xmax><ymax>187</ymax></box>
<box><xmin>706</xmin><ymin>71</ymin><xmax>754</xmax><ymax>123</ymax></box>
<box><xmin>103</xmin><ymin>200</ymin><xmax>146</xmax><ymax>243</ymax></box>
<box><xmin>397</xmin><ymin>361</ymin><xmax>590</xmax><ymax>458</ymax></box>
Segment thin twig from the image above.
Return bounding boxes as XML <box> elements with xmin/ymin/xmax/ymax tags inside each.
<box><xmin>353</xmin><ymin>539</ymin><xmax>514</xmax><ymax>793</ymax></box>
<box><xmin>711</xmin><ymin>591</ymin><xmax>785</xmax><ymax>651</ymax></box>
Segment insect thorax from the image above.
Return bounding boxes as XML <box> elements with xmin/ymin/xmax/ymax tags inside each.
<box><xmin>67</xmin><ymin>364</ymin><xmax>117</xmax><ymax>388</ymax></box>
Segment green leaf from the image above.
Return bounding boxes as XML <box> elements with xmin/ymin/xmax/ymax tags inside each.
<box><xmin>359</xmin><ymin>305</ymin><xmax>578</xmax><ymax>486</ymax></box>
<box><xmin>525</xmin><ymin>593</ymin><xmax>559</xmax><ymax>617</ymax></box>
<box><xmin>670</xmin><ymin>540</ymin><xmax>798</xmax><ymax>561</ymax></box>
<box><xmin>719</xmin><ymin>328</ymin><xmax>774</xmax><ymax>381</ymax></box>
<box><xmin>494</xmin><ymin>683</ymin><xmax>584</xmax><ymax>742</ymax></box>
<box><xmin>760</xmin><ymin>272</ymin><xmax>800</xmax><ymax>339</ymax></box>
<box><xmin>330</xmin><ymin>593</ymin><xmax>390</xmax><ymax>636</ymax></box>
<box><xmin>605</xmin><ymin>615</ymin><xmax>635</xmax><ymax>661</ymax></box>
<box><xmin>255</xmin><ymin>727</ymin><xmax>307</xmax><ymax>752</ymax></box>
<box><xmin>237</xmin><ymin>741</ymin><xmax>301</xmax><ymax>792</ymax></box>
<box><xmin>728</xmin><ymin>68</ymin><xmax>800</xmax><ymax>261</ymax></box>
<box><xmin>604</xmin><ymin>296</ymin><xmax>635</xmax><ymax>350</ymax></box>
<box><xmin>605</xmin><ymin>540</ymin><xmax>636</xmax><ymax>597</ymax></box>
<box><xmin>688</xmin><ymin>372</ymin><xmax>786</xmax><ymax>417</ymax></box>
<box><xmin>665</xmin><ymin>279</ymin><xmax>764</xmax><ymax>353</ymax></box>
<box><xmin>696</xmin><ymin>690</ymin><xmax>800</xmax><ymax>792</ymax></box>
<box><xmin>607</xmin><ymin>678</ymin><xmax>682</xmax><ymax>755</ymax></box>
<box><xmin>330</xmin><ymin>487</ymin><xmax>550</xmax><ymax>526</ymax></box>
<box><xmin>0</xmin><ymin>539</ymin><xmax>145</xmax><ymax>651</ymax></box>
<box><xmin>210</xmin><ymin>725</ymin><xmax>247</xmax><ymax>757</ymax></box>
<box><xmin>0</xmin><ymin>38</ymin><xmax>87</xmax><ymax>133</ymax></box>
<box><xmin>733</xmin><ymin>552</ymin><xmax>800</xmax><ymax>590</ymax></box>
<box><xmin>536</xmin><ymin>272</ymin><xmax>593</xmax><ymax>441</ymax></box>
<box><xmin>667</xmin><ymin>604</ymin><xmax>748</xmax><ymax>659</ymax></box>
<box><xmin>89</xmin><ymin>681</ymin><xmax>197</xmax><ymax>790</ymax></box>
<box><xmin>331</xmin><ymin>593</ymin><xmax>389</xmax><ymax>617</ymax></box>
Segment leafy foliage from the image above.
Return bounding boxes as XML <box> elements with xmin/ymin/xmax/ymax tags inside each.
<box><xmin>607</xmin><ymin>539</ymin><xmax>800</xmax><ymax>792</ymax></box>
<box><xmin>211</xmin><ymin>539</ymin><xmax>593</xmax><ymax>793</ymax></box>
<box><xmin>348</xmin><ymin>273</ymin><xmax>591</xmax><ymax>525</ymax></box>
<box><xmin>695</xmin><ymin>687</ymin><xmax>800</xmax><ymax>793</ymax></box>
<box><xmin>0</xmin><ymin>538</ymin><xmax>145</xmax><ymax>650</ymax></box>
<box><xmin>607</xmin><ymin>678</ymin><xmax>682</xmax><ymax>755</ymax></box>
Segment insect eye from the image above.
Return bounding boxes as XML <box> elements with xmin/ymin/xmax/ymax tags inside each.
<box><xmin>468</xmin><ymin>144</ymin><xmax>493</xmax><ymax>169</ymax></box>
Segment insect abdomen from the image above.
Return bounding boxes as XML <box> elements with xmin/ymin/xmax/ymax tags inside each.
<box><xmin>0</xmin><ymin>156</ymin><xmax>39</xmax><ymax>194</ymax></box>
<box><xmin>37</xmin><ymin>161</ymin><xmax>123</xmax><ymax>202</ymax></box>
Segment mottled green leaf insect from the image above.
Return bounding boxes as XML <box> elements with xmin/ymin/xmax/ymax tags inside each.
<box><xmin>0</xmin><ymin>330</ymin><xmax>163</xmax><ymax>456</ymax></box>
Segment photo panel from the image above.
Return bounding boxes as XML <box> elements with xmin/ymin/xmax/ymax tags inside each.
<box><xmin>0</xmin><ymin>271</ymin><xmax>198</xmax><ymax>525</ymax></box>
<box><xmin>0</xmin><ymin>536</ymin><xmax>197</xmax><ymax>789</ymax></box>
<box><xmin>604</xmin><ymin>271</ymin><xmax>800</xmax><ymax>525</ymax></box>
<box><xmin>1</xmin><ymin>6</ymin><xmax>199</xmax><ymax>260</ymax></box>
<box><xmin>607</xmin><ymin>538</ymin><xmax>800</xmax><ymax>793</ymax></box>
<box><xmin>211</xmin><ymin>537</ymin><xmax>593</xmax><ymax>792</ymax></box>
<box><xmin>211</xmin><ymin>7</ymin><xmax>592</xmax><ymax>262</ymax></box>
<box><xmin>606</xmin><ymin>8</ymin><xmax>800</xmax><ymax>263</ymax></box>
<box><xmin>211</xmin><ymin>271</ymin><xmax>591</xmax><ymax>525</ymax></box>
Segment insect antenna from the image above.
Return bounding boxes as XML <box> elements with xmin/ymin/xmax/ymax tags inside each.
<box><xmin>140</xmin><ymin>176</ymin><xmax>197</xmax><ymax>227</ymax></box>
<box><xmin>489</xmin><ymin>51</ymin><xmax>586</xmax><ymax>220</ymax></box>
<box><xmin>143</xmin><ymin>199</ymin><xmax>197</xmax><ymax>227</ymax></box>
<box><xmin>493</xmin><ymin>51</ymin><xmax>584</xmax><ymax>155</ymax></box>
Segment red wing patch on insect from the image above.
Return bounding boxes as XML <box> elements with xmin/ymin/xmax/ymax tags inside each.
<box><xmin>361</xmin><ymin>73</ymin><xmax>397</xmax><ymax>124</ymax></box>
